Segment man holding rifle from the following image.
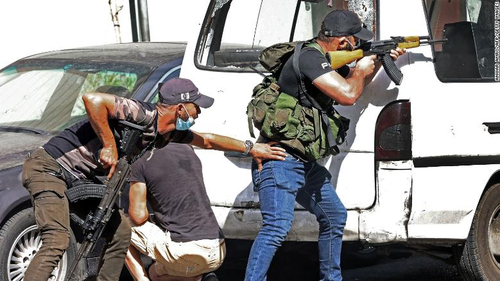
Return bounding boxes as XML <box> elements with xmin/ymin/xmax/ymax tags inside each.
<box><xmin>22</xmin><ymin>77</ymin><xmax>286</xmax><ymax>281</ymax></box>
<box><xmin>244</xmin><ymin>10</ymin><xmax>405</xmax><ymax>281</ymax></box>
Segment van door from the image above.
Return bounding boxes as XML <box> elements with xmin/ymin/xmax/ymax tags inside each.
<box><xmin>407</xmin><ymin>0</ymin><xmax>500</xmax><ymax>240</ymax></box>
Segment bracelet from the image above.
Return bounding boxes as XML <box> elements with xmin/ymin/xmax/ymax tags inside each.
<box><xmin>243</xmin><ymin>140</ymin><xmax>254</xmax><ymax>155</ymax></box>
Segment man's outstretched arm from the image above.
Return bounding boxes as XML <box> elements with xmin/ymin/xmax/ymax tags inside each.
<box><xmin>190</xmin><ymin>131</ymin><xmax>286</xmax><ymax>170</ymax></box>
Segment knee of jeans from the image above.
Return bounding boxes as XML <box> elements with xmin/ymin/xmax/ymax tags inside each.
<box><xmin>339</xmin><ymin>206</ymin><xmax>348</xmax><ymax>226</ymax></box>
<box><xmin>334</xmin><ymin>204</ymin><xmax>348</xmax><ymax>225</ymax></box>
<box><xmin>320</xmin><ymin>205</ymin><xmax>347</xmax><ymax>230</ymax></box>
<box><xmin>262</xmin><ymin>221</ymin><xmax>292</xmax><ymax>243</ymax></box>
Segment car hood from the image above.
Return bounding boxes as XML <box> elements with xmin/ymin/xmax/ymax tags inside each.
<box><xmin>0</xmin><ymin>132</ymin><xmax>53</xmax><ymax>170</ymax></box>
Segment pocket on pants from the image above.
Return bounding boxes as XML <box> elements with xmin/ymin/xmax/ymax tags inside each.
<box><xmin>272</xmin><ymin>156</ymin><xmax>304</xmax><ymax>192</ymax></box>
<box><xmin>252</xmin><ymin>163</ymin><xmax>261</xmax><ymax>192</ymax></box>
<box><xmin>33</xmin><ymin>191</ymin><xmax>70</xmax><ymax>233</ymax></box>
<box><xmin>251</xmin><ymin>161</ymin><xmax>261</xmax><ymax>192</ymax></box>
<box><xmin>22</xmin><ymin>151</ymin><xmax>67</xmax><ymax>197</ymax></box>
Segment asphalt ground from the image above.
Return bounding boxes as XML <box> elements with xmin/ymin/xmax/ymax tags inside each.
<box><xmin>211</xmin><ymin>240</ymin><xmax>463</xmax><ymax>281</ymax></box>
<box><xmin>120</xmin><ymin>240</ymin><xmax>463</xmax><ymax>281</ymax></box>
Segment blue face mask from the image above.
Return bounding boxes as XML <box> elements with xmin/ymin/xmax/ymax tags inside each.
<box><xmin>175</xmin><ymin>104</ymin><xmax>195</xmax><ymax>131</ymax></box>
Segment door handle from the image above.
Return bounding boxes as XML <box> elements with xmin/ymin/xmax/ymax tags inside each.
<box><xmin>483</xmin><ymin>122</ymin><xmax>500</xmax><ymax>134</ymax></box>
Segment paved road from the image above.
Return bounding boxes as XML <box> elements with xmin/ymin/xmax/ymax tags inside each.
<box><xmin>212</xmin><ymin>240</ymin><xmax>463</xmax><ymax>281</ymax></box>
<box><xmin>119</xmin><ymin>239</ymin><xmax>463</xmax><ymax>280</ymax></box>
<box><xmin>342</xmin><ymin>251</ymin><xmax>462</xmax><ymax>281</ymax></box>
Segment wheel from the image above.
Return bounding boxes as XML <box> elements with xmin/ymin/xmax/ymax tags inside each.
<box><xmin>0</xmin><ymin>208</ymin><xmax>78</xmax><ymax>281</ymax></box>
<box><xmin>454</xmin><ymin>183</ymin><xmax>500</xmax><ymax>280</ymax></box>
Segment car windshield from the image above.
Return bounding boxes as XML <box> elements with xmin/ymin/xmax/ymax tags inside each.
<box><xmin>0</xmin><ymin>60</ymin><xmax>152</xmax><ymax>134</ymax></box>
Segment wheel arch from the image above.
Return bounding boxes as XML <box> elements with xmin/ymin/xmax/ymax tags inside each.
<box><xmin>484</xmin><ymin>170</ymin><xmax>500</xmax><ymax>192</ymax></box>
<box><xmin>0</xmin><ymin>197</ymin><xmax>31</xmax><ymax>228</ymax></box>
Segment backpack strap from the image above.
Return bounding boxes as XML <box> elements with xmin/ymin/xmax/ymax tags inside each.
<box><xmin>247</xmin><ymin>106</ymin><xmax>255</xmax><ymax>138</ymax></box>
<box><xmin>306</xmin><ymin>41</ymin><xmax>324</xmax><ymax>55</ymax></box>
<box><xmin>292</xmin><ymin>42</ymin><xmax>338</xmax><ymax>153</ymax></box>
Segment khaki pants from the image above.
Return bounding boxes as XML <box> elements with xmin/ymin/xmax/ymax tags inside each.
<box><xmin>130</xmin><ymin>221</ymin><xmax>226</xmax><ymax>277</ymax></box>
<box><xmin>22</xmin><ymin>148</ymin><xmax>131</xmax><ymax>281</ymax></box>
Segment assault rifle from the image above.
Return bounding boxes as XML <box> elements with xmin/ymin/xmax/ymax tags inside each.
<box><xmin>327</xmin><ymin>36</ymin><xmax>446</xmax><ymax>85</ymax></box>
<box><xmin>65</xmin><ymin>120</ymin><xmax>146</xmax><ymax>281</ymax></box>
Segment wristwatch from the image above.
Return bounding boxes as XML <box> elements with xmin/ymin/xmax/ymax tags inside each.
<box><xmin>243</xmin><ymin>140</ymin><xmax>254</xmax><ymax>155</ymax></box>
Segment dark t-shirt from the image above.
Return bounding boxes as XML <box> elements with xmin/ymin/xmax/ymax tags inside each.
<box><xmin>277</xmin><ymin>44</ymin><xmax>350</xmax><ymax>103</ymax></box>
<box><xmin>129</xmin><ymin>142</ymin><xmax>222</xmax><ymax>242</ymax></box>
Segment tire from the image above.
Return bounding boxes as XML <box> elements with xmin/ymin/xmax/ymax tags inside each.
<box><xmin>0</xmin><ymin>208</ymin><xmax>79</xmax><ymax>281</ymax></box>
<box><xmin>454</xmin><ymin>183</ymin><xmax>500</xmax><ymax>280</ymax></box>
<box><xmin>65</xmin><ymin>184</ymin><xmax>106</xmax><ymax>203</ymax></box>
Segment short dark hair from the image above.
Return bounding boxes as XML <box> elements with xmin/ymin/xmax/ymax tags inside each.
<box><xmin>317</xmin><ymin>23</ymin><xmax>336</xmax><ymax>43</ymax></box>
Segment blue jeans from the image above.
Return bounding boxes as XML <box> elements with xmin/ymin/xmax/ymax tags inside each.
<box><xmin>245</xmin><ymin>154</ymin><xmax>347</xmax><ymax>281</ymax></box>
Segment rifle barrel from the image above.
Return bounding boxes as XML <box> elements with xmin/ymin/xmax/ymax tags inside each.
<box><xmin>420</xmin><ymin>38</ymin><xmax>447</xmax><ymax>45</ymax></box>
<box><xmin>65</xmin><ymin>240</ymin><xmax>93</xmax><ymax>281</ymax></box>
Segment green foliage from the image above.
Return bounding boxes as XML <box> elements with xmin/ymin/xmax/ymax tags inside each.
<box><xmin>71</xmin><ymin>71</ymin><xmax>138</xmax><ymax>116</ymax></box>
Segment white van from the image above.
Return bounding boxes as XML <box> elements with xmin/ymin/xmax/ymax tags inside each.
<box><xmin>179</xmin><ymin>0</ymin><xmax>500</xmax><ymax>279</ymax></box>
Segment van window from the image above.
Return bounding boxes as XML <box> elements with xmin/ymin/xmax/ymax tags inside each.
<box><xmin>195</xmin><ymin>0</ymin><xmax>378</xmax><ymax>72</ymax></box>
<box><xmin>424</xmin><ymin>0</ymin><xmax>499</xmax><ymax>82</ymax></box>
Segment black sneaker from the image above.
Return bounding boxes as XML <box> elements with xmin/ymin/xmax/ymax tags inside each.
<box><xmin>202</xmin><ymin>272</ymin><xmax>219</xmax><ymax>281</ymax></box>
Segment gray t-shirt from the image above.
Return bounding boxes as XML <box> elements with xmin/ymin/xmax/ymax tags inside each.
<box><xmin>129</xmin><ymin>142</ymin><xmax>223</xmax><ymax>242</ymax></box>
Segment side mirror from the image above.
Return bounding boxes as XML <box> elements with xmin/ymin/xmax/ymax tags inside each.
<box><xmin>434</xmin><ymin>22</ymin><xmax>496</xmax><ymax>82</ymax></box>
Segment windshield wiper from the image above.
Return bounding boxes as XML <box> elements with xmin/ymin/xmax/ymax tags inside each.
<box><xmin>0</xmin><ymin>126</ymin><xmax>51</xmax><ymax>136</ymax></box>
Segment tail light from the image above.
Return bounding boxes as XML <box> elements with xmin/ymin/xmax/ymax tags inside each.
<box><xmin>375</xmin><ymin>100</ymin><xmax>412</xmax><ymax>161</ymax></box>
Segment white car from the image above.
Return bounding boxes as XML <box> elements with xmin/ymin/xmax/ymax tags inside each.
<box><xmin>180</xmin><ymin>0</ymin><xmax>500</xmax><ymax>280</ymax></box>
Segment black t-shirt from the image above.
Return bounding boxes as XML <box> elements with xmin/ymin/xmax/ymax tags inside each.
<box><xmin>129</xmin><ymin>142</ymin><xmax>222</xmax><ymax>242</ymax></box>
<box><xmin>277</xmin><ymin>44</ymin><xmax>350</xmax><ymax>103</ymax></box>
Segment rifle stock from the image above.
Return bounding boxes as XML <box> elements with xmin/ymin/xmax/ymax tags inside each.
<box><xmin>327</xmin><ymin>49</ymin><xmax>364</xmax><ymax>69</ymax></box>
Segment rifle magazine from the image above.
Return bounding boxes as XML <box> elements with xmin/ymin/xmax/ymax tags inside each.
<box><xmin>381</xmin><ymin>54</ymin><xmax>403</xmax><ymax>85</ymax></box>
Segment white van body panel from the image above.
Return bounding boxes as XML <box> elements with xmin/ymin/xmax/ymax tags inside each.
<box><xmin>409</xmin><ymin>165</ymin><xmax>499</xmax><ymax>240</ymax></box>
<box><xmin>211</xmin><ymin>205</ymin><xmax>361</xmax><ymax>241</ymax></box>
<box><xmin>359</xmin><ymin>161</ymin><xmax>412</xmax><ymax>244</ymax></box>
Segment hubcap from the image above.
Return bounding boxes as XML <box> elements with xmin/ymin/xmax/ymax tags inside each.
<box><xmin>488</xmin><ymin>204</ymin><xmax>500</xmax><ymax>269</ymax></box>
<box><xmin>7</xmin><ymin>225</ymin><xmax>67</xmax><ymax>281</ymax></box>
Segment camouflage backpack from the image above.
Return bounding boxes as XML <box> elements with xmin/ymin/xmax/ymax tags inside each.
<box><xmin>246</xmin><ymin>41</ymin><xmax>350</xmax><ymax>161</ymax></box>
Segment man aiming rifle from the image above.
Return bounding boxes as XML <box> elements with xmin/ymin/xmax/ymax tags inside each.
<box><xmin>327</xmin><ymin>35</ymin><xmax>446</xmax><ymax>85</ymax></box>
<box><xmin>244</xmin><ymin>10</ymin><xmax>405</xmax><ymax>281</ymax></box>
